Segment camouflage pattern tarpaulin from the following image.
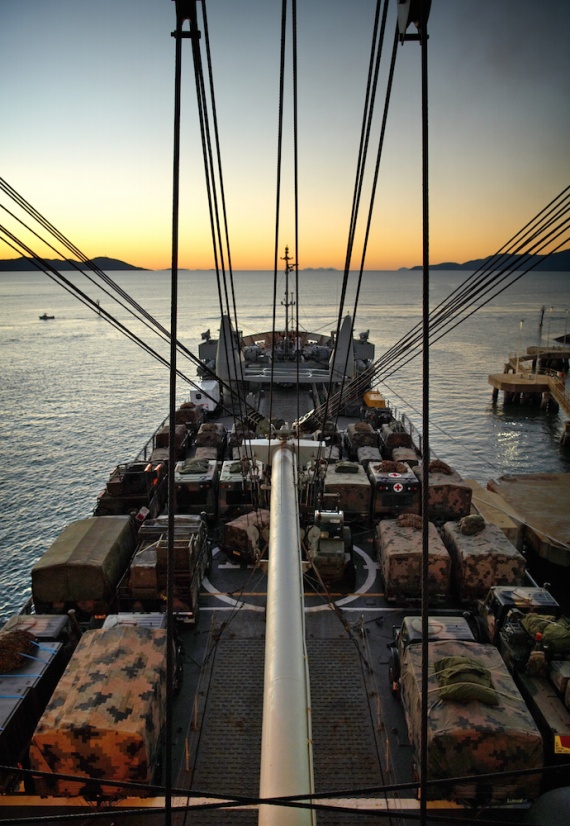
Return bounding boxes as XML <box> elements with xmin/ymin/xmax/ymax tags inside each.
<box><xmin>29</xmin><ymin>624</ymin><xmax>167</xmax><ymax>797</ymax></box>
<box><xmin>400</xmin><ymin>638</ymin><xmax>544</xmax><ymax>802</ymax></box>
<box><xmin>442</xmin><ymin>520</ymin><xmax>526</xmax><ymax>601</ymax></box>
<box><xmin>376</xmin><ymin>519</ymin><xmax>450</xmax><ymax>601</ymax></box>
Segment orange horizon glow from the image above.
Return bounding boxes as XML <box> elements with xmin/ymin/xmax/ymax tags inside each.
<box><xmin>2</xmin><ymin>233</ymin><xmax>567</xmax><ymax>273</ymax></box>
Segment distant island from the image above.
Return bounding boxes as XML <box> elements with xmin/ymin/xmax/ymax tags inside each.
<box><xmin>405</xmin><ymin>248</ymin><xmax>570</xmax><ymax>272</ymax></box>
<box><xmin>2</xmin><ymin>248</ymin><xmax>568</xmax><ymax>273</ymax></box>
<box><xmin>0</xmin><ymin>256</ymin><xmax>147</xmax><ymax>272</ymax></box>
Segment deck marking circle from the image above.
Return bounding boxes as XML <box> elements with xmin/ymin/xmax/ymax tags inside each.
<box><xmin>313</xmin><ymin>545</ymin><xmax>377</xmax><ymax>612</ymax></box>
<box><xmin>202</xmin><ymin>544</ymin><xmax>376</xmax><ymax>612</ymax></box>
<box><xmin>201</xmin><ymin>576</ymin><xmax>266</xmax><ymax>611</ymax></box>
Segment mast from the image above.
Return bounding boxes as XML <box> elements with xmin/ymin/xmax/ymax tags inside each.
<box><xmin>281</xmin><ymin>246</ymin><xmax>296</xmax><ymax>356</ymax></box>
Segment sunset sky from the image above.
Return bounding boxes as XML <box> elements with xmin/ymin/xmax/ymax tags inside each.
<box><xmin>1</xmin><ymin>0</ymin><xmax>569</xmax><ymax>271</ymax></box>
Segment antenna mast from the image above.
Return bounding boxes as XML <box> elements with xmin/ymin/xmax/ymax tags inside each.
<box><xmin>281</xmin><ymin>246</ymin><xmax>296</xmax><ymax>355</ymax></box>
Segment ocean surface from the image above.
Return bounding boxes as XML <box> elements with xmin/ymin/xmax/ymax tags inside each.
<box><xmin>1</xmin><ymin>268</ymin><xmax>569</xmax><ymax>623</ymax></box>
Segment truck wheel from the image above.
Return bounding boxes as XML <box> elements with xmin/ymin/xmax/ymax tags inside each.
<box><xmin>152</xmin><ymin>750</ymin><xmax>163</xmax><ymax>786</ymax></box>
<box><xmin>467</xmin><ymin>613</ymin><xmax>488</xmax><ymax>643</ymax></box>
<box><xmin>389</xmin><ymin>648</ymin><xmax>401</xmax><ymax>698</ymax></box>
<box><xmin>388</xmin><ymin>663</ymin><xmax>400</xmax><ymax>699</ymax></box>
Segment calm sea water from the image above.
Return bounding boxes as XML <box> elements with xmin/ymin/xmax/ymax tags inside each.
<box><xmin>1</xmin><ymin>268</ymin><xmax>569</xmax><ymax>622</ymax></box>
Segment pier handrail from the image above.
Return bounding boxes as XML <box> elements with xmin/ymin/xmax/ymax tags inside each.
<box><xmin>545</xmin><ymin>374</ymin><xmax>570</xmax><ymax>418</ymax></box>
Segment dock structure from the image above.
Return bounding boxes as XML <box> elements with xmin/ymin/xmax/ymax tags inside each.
<box><xmin>464</xmin><ymin>478</ymin><xmax>523</xmax><ymax>549</ymax></box>
<box><xmin>487</xmin><ymin>474</ymin><xmax>570</xmax><ymax>569</ymax></box>
<box><xmin>488</xmin><ymin>347</ymin><xmax>570</xmax><ymax>444</ymax></box>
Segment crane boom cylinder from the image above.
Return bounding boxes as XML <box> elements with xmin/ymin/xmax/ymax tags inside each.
<box><xmin>258</xmin><ymin>444</ymin><xmax>314</xmax><ymax>825</ymax></box>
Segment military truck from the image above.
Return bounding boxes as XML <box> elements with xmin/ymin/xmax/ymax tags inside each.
<box><xmin>174</xmin><ymin>457</ymin><xmax>219</xmax><ymax>521</ymax></box>
<box><xmin>29</xmin><ymin>621</ymin><xmax>168</xmax><ymax>798</ymax></box>
<box><xmin>94</xmin><ymin>460</ymin><xmax>167</xmax><ymax>517</ymax></box>
<box><xmin>31</xmin><ymin>516</ymin><xmax>136</xmax><ymax>621</ymax></box>
<box><xmin>389</xmin><ymin>615</ymin><xmax>544</xmax><ymax>803</ymax></box>
<box><xmin>476</xmin><ymin>585</ymin><xmax>560</xmax><ymax>646</ymax></box>
<box><xmin>476</xmin><ymin>586</ymin><xmax>570</xmax><ymax>781</ymax></box>
<box><xmin>0</xmin><ymin>615</ymin><xmax>78</xmax><ymax>793</ymax></box>
<box><xmin>304</xmin><ymin>509</ymin><xmax>354</xmax><ymax>585</ymax></box>
<box><xmin>218</xmin><ymin>457</ymin><xmax>267</xmax><ymax>520</ymax></box>
<box><xmin>388</xmin><ymin>615</ymin><xmax>477</xmax><ymax>697</ymax></box>
<box><xmin>116</xmin><ymin>514</ymin><xmax>210</xmax><ymax>622</ymax></box>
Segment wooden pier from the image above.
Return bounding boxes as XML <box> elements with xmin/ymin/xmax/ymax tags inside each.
<box><xmin>488</xmin><ymin>347</ymin><xmax>570</xmax><ymax>444</ymax></box>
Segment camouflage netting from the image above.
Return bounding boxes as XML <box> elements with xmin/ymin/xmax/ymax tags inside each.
<box><xmin>195</xmin><ymin>422</ymin><xmax>225</xmax><ymax>447</ymax></box>
<box><xmin>178</xmin><ymin>457</ymin><xmax>211</xmax><ymax>474</ymax></box>
<box><xmin>396</xmin><ymin>513</ymin><xmax>423</xmax><ymax>530</ymax></box>
<box><xmin>428</xmin><ymin>459</ymin><xmax>452</xmax><ymax>474</ymax></box>
<box><xmin>400</xmin><ymin>639</ymin><xmax>543</xmax><ymax>802</ymax></box>
<box><xmin>522</xmin><ymin>614</ymin><xmax>570</xmax><ymax>655</ymax></box>
<box><xmin>457</xmin><ymin>514</ymin><xmax>486</xmax><ymax>536</ymax></box>
<box><xmin>29</xmin><ymin>624</ymin><xmax>167</xmax><ymax>798</ymax></box>
<box><xmin>175</xmin><ymin>402</ymin><xmax>203</xmax><ymax>426</ymax></box>
<box><xmin>0</xmin><ymin>629</ymin><xmax>37</xmax><ymax>671</ymax></box>
<box><xmin>376</xmin><ymin>460</ymin><xmax>409</xmax><ymax>474</ymax></box>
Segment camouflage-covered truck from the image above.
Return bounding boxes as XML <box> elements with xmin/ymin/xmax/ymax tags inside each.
<box><xmin>476</xmin><ymin>586</ymin><xmax>570</xmax><ymax>780</ymax></box>
<box><xmin>392</xmin><ymin>616</ymin><xmax>544</xmax><ymax>803</ymax></box>
<box><xmin>29</xmin><ymin>622</ymin><xmax>167</xmax><ymax>798</ymax></box>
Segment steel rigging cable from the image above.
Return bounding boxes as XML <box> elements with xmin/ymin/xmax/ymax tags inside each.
<box><xmin>267</xmin><ymin>0</ymin><xmax>292</xmax><ymax>428</ymax></box>
<box><xmin>0</xmin><ymin>209</ymin><xmax>264</xmax><ymax>431</ymax></box>
<box><xmin>305</xmin><ymin>184</ymin><xmax>570</xmax><ymax>428</ymax></box>
<box><xmin>318</xmin><ymin>0</ymin><xmax>392</xmax><ymax>441</ymax></box>
<box><xmin>187</xmin><ymin>0</ymin><xmax>251</xmax><ymax>433</ymax></box>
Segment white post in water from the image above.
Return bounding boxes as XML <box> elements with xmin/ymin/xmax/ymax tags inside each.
<box><xmin>258</xmin><ymin>442</ymin><xmax>314</xmax><ymax>826</ymax></box>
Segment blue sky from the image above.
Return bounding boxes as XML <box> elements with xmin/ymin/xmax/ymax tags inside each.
<box><xmin>1</xmin><ymin>0</ymin><xmax>569</xmax><ymax>269</ymax></box>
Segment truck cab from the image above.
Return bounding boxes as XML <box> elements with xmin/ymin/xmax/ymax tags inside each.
<box><xmin>218</xmin><ymin>458</ymin><xmax>266</xmax><ymax>519</ymax></box>
<box><xmin>477</xmin><ymin>586</ymin><xmax>570</xmax><ymax>780</ymax></box>
<box><xmin>478</xmin><ymin>585</ymin><xmax>560</xmax><ymax>646</ymax></box>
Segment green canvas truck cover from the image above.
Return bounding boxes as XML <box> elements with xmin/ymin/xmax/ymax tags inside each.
<box><xmin>29</xmin><ymin>624</ymin><xmax>167</xmax><ymax>797</ymax></box>
<box><xmin>400</xmin><ymin>638</ymin><xmax>543</xmax><ymax>802</ymax></box>
<box><xmin>31</xmin><ymin>516</ymin><xmax>134</xmax><ymax>612</ymax></box>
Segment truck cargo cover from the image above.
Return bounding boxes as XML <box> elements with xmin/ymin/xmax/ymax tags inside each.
<box><xmin>31</xmin><ymin>516</ymin><xmax>134</xmax><ymax>607</ymax></box>
<box><xmin>29</xmin><ymin>624</ymin><xmax>167</xmax><ymax>797</ymax></box>
<box><xmin>400</xmin><ymin>638</ymin><xmax>543</xmax><ymax>802</ymax></box>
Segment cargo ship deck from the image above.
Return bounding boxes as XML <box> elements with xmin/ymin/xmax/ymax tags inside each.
<box><xmin>172</xmin><ymin>541</ymin><xmax>417</xmax><ymax>825</ymax></box>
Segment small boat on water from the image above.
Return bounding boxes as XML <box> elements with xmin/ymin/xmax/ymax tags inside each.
<box><xmin>38</xmin><ymin>313</ymin><xmax>54</xmax><ymax>320</ymax></box>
